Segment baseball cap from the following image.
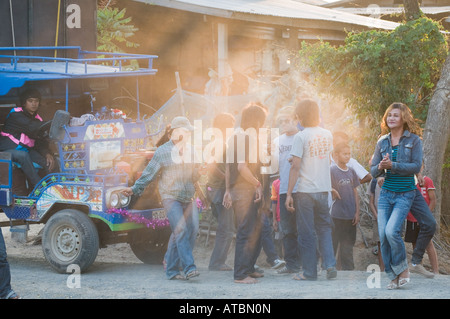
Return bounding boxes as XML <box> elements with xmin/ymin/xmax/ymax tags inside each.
<box><xmin>171</xmin><ymin>116</ymin><xmax>194</xmax><ymax>131</ymax></box>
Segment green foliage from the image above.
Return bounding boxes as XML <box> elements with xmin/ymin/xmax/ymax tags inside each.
<box><xmin>298</xmin><ymin>17</ymin><xmax>448</xmax><ymax>125</ymax></box>
<box><xmin>97</xmin><ymin>6</ymin><xmax>140</xmax><ymax>53</ymax></box>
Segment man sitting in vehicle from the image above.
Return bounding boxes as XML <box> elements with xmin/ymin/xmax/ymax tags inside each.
<box><xmin>0</xmin><ymin>88</ymin><xmax>55</xmax><ymax>189</ymax></box>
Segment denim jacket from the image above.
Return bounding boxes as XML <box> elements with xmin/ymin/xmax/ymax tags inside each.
<box><xmin>370</xmin><ymin>130</ymin><xmax>422</xmax><ymax>179</ymax></box>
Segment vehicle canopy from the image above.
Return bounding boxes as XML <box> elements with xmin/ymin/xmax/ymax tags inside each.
<box><xmin>0</xmin><ymin>46</ymin><xmax>157</xmax><ymax>112</ymax></box>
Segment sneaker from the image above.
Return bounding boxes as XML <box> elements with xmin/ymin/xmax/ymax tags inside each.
<box><xmin>270</xmin><ymin>259</ymin><xmax>286</xmax><ymax>269</ymax></box>
<box><xmin>276</xmin><ymin>266</ymin><xmax>296</xmax><ymax>274</ymax></box>
<box><xmin>326</xmin><ymin>267</ymin><xmax>337</xmax><ymax>280</ymax></box>
<box><xmin>410</xmin><ymin>263</ymin><xmax>434</xmax><ymax>278</ymax></box>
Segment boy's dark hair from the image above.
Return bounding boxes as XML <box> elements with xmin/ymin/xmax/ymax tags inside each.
<box><xmin>333</xmin><ymin>131</ymin><xmax>349</xmax><ymax>141</ymax></box>
<box><xmin>295</xmin><ymin>99</ymin><xmax>320</xmax><ymax>127</ymax></box>
<box><xmin>334</xmin><ymin>142</ymin><xmax>351</xmax><ymax>154</ymax></box>
<box><xmin>20</xmin><ymin>88</ymin><xmax>41</xmax><ymax>106</ymax></box>
<box><xmin>213</xmin><ymin>113</ymin><xmax>235</xmax><ymax>132</ymax></box>
<box><xmin>333</xmin><ymin>131</ymin><xmax>350</xmax><ymax>147</ymax></box>
<box><xmin>240</xmin><ymin>102</ymin><xmax>267</xmax><ymax>130</ymax></box>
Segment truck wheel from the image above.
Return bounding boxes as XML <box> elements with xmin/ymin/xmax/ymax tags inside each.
<box><xmin>129</xmin><ymin>228</ymin><xmax>171</xmax><ymax>264</ymax></box>
<box><xmin>42</xmin><ymin>209</ymin><xmax>99</xmax><ymax>273</ymax></box>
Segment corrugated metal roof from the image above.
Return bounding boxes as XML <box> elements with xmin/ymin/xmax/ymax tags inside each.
<box><xmin>293</xmin><ymin>0</ymin><xmax>328</xmax><ymax>5</ymax></box>
<box><xmin>135</xmin><ymin>0</ymin><xmax>399</xmax><ymax>30</ymax></box>
<box><xmin>322</xmin><ymin>0</ymin><xmax>450</xmax><ymax>8</ymax></box>
<box><xmin>321</xmin><ymin>0</ymin><xmax>354</xmax><ymax>7</ymax></box>
<box><xmin>335</xmin><ymin>6</ymin><xmax>450</xmax><ymax>15</ymax></box>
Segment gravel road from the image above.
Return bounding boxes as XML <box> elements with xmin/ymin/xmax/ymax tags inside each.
<box><xmin>7</xmin><ymin>246</ymin><xmax>450</xmax><ymax>300</ymax></box>
<box><xmin>3</xmin><ymin>222</ymin><xmax>449</xmax><ymax>301</ymax></box>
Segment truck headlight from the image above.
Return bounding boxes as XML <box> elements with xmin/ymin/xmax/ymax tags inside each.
<box><xmin>119</xmin><ymin>193</ymin><xmax>130</xmax><ymax>207</ymax></box>
<box><xmin>110</xmin><ymin>193</ymin><xmax>120</xmax><ymax>207</ymax></box>
<box><xmin>106</xmin><ymin>187</ymin><xmax>130</xmax><ymax>208</ymax></box>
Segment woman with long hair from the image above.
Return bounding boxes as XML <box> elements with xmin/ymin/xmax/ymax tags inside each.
<box><xmin>370</xmin><ymin>102</ymin><xmax>423</xmax><ymax>289</ymax></box>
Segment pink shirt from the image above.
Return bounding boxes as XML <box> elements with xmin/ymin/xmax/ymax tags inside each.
<box><xmin>407</xmin><ymin>176</ymin><xmax>435</xmax><ymax>222</ymax></box>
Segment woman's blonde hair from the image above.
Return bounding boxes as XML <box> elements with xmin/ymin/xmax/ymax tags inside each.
<box><xmin>380</xmin><ymin>102</ymin><xmax>422</xmax><ymax>136</ymax></box>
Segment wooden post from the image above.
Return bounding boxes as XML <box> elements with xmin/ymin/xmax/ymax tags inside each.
<box><xmin>217</xmin><ymin>23</ymin><xmax>228</xmax><ymax>80</ymax></box>
<box><xmin>175</xmin><ymin>71</ymin><xmax>185</xmax><ymax>116</ymax></box>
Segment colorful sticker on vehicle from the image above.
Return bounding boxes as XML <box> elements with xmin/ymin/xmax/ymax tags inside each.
<box><xmin>84</xmin><ymin>122</ymin><xmax>125</xmax><ymax>140</ymax></box>
<box><xmin>37</xmin><ymin>185</ymin><xmax>103</xmax><ymax>217</ymax></box>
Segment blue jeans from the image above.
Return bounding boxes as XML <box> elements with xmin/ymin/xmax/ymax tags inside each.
<box><xmin>258</xmin><ymin>212</ymin><xmax>280</xmax><ymax>264</ymax></box>
<box><xmin>231</xmin><ymin>187</ymin><xmax>263</xmax><ymax>280</ymax></box>
<box><xmin>164</xmin><ymin>202</ymin><xmax>199</xmax><ymax>270</ymax></box>
<box><xmin>0</xmin><ymin>228</ymin><xmax>13</xmax><ymax>299</ymax></box>
<box><xmin>5</xmin><ymin>149</ymin><xmax>47</xmax><ymax>187</ymax></box>
<box><xmin>293</xmin><ymin>192</ymin><xmax>336</xmax><ymax>280</ymax></box>
<box><xmin>410</xmin><ymin>188</ymin><xmax>437</xmax><ymax>265</ymax></box>
<box><xmin>279</xmin><ymin>193</ymin><xmax>301</xmax><ymax>271</ymax></box>
<box><xmin>377</xmin><ymin>189</ymin><xmax>415</xmax><ymax>280</ymax></box>
<box><xmin>163</xmin><ymin>199</ymin><xmax>198</xmax><ymax>279</ymax></box>
<box><xmin>207</xmin><ymin>187</ymin><xmax>234</xmax><ymax>270</ymax></box>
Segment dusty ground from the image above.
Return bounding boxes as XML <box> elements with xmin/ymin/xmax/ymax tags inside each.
<box><xmin>2</xmin><ymin>213</ymin><xmax>450</xmax><ymax>300</ymax></box>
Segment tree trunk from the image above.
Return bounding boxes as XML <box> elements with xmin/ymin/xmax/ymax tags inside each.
<box><xmin>423</xmin><ymin>53</ymin><xmax>450</xmax><ymax>235</ymax></box>
<box><xmin>403</xmin><ymin>0</ymin><xmax>423</xmax><ymax>21</ymax></box>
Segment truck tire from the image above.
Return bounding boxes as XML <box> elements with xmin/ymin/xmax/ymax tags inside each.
<box><xmin>129</xmin><ymin>228</ymin><xmax>171</xmax><ymax>264</ymax></box>
<box><xmin>42</xmin><ymin>209</ymin><xmax>99</xmax><ymax>273</ymax></box>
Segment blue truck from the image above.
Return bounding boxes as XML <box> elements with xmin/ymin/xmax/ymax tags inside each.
<box><xmin>0</xmin><ymin>46</ymin><xmax>171</xmax><ymax>273</ymax></box>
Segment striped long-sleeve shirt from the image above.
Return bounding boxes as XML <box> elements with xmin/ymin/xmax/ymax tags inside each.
<box><xmin>382</xmin><ymin>145</ymin><xmax>416</xmax><ymax>193</ymax></box>
<box><xmin>131</xmin><ymin>140</ymin><xmax>199</xmax><ymax>203</ymax></box>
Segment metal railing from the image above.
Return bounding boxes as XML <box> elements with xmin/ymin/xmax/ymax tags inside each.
<box><xmin>0</xmin><ymin>46</ymin><xmax>157</xmax><ymax>74</ymax></box>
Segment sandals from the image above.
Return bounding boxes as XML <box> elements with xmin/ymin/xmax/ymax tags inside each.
<box><xmin>169</xmin><ymin>274</ymin><xmax>186</xmax><ymax>281</ymax></box>
<box><xmin>170</xmin><ymin>269</ymin><xmax>200</xmax><ymax>280</ymax></box>
<box><xmin>248</xmin><ymin>271</ymin><xmax>264</xmax><ymax>278</ymax></box>
<box><xmin>398</xmin><ymin>273</ymin><xmax>410</xmax><ymax>288</ymax></box>
<box><xmin>387</xmin><ymin>271</ymin><xmax>410</xmax><ymax>290</ymax></box>
<box><xmin>387</xmin><ymin>280</ymin><xmax>398</xmax><ymax>290</ymax></box>
<box><xmin>234</xmin><ymin>276</ymin><xmax>259</xmax><ymax>284</ymax></box>
<box><xmin>293</xmin><ymin>273</ymin><xmax>308</xmax><ymax>281</ymax></box>
<box><xmin>185</xmin><ymin>270</ymin><xmax>200</xmax><ymax>280</ymax></box>
<box><xmin>5</xmin><ymin>291</ymin><xmax>21</xmax><ymax>299</ymax></box>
